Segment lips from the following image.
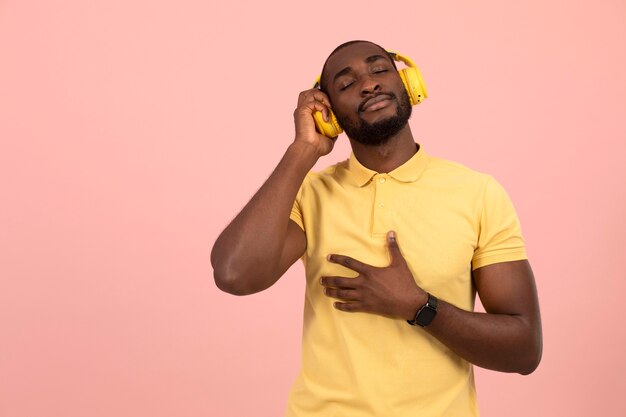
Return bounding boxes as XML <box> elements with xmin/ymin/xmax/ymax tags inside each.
<box><xmin>359</xmin><ymin>93</ymin><xmax>394</xmax><ymax>112</ymax></box>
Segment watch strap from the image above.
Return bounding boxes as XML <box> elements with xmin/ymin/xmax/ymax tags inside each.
<box><xmin>407</xmin><ymin>293</ymin><xmax>438</xmax><ymax>327</ymax></box>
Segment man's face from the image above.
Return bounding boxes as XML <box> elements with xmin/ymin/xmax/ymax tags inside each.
<box><xmin>322</xmin><ymin>42</ymin><xmax>412</xmax><ymax>146</ymax></box>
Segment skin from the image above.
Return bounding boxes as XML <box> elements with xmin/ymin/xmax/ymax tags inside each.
<box><xmin>211</xmin><ymin>41</ymin><xmax>542</xmax><ymax>375</ymax></box>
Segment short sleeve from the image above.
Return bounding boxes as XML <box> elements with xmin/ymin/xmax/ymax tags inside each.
<box><xmin>471</xmin><ymin>176</ymin><xmax>527</xmax><ymax>270</ymax></box>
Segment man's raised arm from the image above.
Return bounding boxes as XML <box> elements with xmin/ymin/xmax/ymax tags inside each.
<box><xmin>211</xmin><ymin>89</ymin><xmax>335</xmax><ymax>295</ymax></box>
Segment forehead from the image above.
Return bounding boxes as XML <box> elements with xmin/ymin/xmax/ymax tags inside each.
<box><xmin>324</xmin><ymin>42</ymin><xmax>392</xmax><ymax>79</ymax></box>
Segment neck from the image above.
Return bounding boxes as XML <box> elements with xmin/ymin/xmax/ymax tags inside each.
<box><xmin>348</xmin><ymin>125</ymin><xmax>418</xmax><ymax>173</ymax></box>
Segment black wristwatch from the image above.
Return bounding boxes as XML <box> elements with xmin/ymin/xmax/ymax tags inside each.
<box><xmin>407</xmin><ymin>293</ymin><xmax>438</xmax><ymax>327</ymax></box>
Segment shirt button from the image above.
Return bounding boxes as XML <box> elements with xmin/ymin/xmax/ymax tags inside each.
<box><xmin>379</xmin><ymin>203</ymin><xmax>385</xmax><ymax>208</ymax></box>
<box><xmin>379</xmin><ymin>178</ymin><xmax>386</xmax><ymax>183</ymax></box>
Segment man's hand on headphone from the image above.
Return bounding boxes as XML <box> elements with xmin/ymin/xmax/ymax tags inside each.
<box><xmin>293</xmin><ymin>89</ymin><xmax>336</xmax><ymax>158</ymax></box>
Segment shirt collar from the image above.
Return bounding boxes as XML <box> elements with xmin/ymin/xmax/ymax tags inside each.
<box><xmin>346</xmin><ymin>144</ymin><xmax>429</xmax><ymax>187</ymax></box>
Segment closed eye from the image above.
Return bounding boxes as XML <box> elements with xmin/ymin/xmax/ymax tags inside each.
<box><xmin>337</xmin><ymin>66</ymin><xmax>389</xmax><ymax>91</ymax></box>
<box><xmin>339</xmin><ymin>81</ymin><xmax>354</xmax><ymax>91</ymax></box>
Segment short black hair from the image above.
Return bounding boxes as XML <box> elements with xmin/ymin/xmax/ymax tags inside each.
<box><xmin>318</xmin><ymin>40</ymin><xmax>397</xmax><ymax>92</ymax></box>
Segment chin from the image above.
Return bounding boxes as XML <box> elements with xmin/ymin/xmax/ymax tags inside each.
<box><xmin>337</xmin><ymin>93</ymin><xmax>412</xmax><ymax>146</ymax></box>
<box><xmin>348</xmin><ymin>118</ymin><xmax>410</xmax><ymax>146</ymax></box>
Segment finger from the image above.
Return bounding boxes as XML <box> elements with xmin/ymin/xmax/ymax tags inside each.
<box><xmin>307</xmin><ymin>91</ymin><xmax>332</xmax><ymax>107</ymax></box>
<box><xmin>320</xmin><ymin>276</ymin><xmax>358</xmax><ymax>289</ymax></box>
<box><xmin>313</xmin><ymin>108</ymin><xmax>329</xmax><ymax>123</ymax></box>
<box><xmin>294</xmin><ymin>102</ymin><xmax>333</xmax><ymax>130</ymax></box>
<box><xmin>386</xmin><ymin>230</ymin><xmax>405</xmax><ymax>266</ymax></box>
<box><xmin>310</xmin><ymin>96</ymin><xmax>331</xmax><ymax>121</ymax></box>
<box><xmin>317</xmin><ymin>94</ymin><xmax>331</xmax><ymax>109</ymax></box>
<box><xmin>323</xmin><ymin>287</ymin><xmax>358</xmax><ymax>301</ymax></box>
<box><xmin>333</xmin><ymin>301</ymin><xmax>362</xmax><ymax>313</ymax></box>
<box><xmin>307</xmin><ymin>95</ymin><xmax>330</xmax><ymax>122</ymax></box>
<box><xmin>306</xmin><ymin>93</ymin><xmax>330</xmax><ymax>106</ymax></box>
<box><xmin>297</xmin><ymin>91</ymin><xmax>332</xmax><ymax>123</ymax></box>
<box><xmin>298</xmin><ymin>100</ymin><xmax>331</xmax><ymax>117</ymax></box>
<box><xmin>298</xmin><ymin>90</ymin><xmax>332</xmax><ymax>108</ymax></box>
<box><xmin>327</xmin><ymin>254</ymin><xmax>370</xmax><ymax>273</ymax></box>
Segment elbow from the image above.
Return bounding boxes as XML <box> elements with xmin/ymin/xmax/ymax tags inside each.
<box><xmin>518</xmin><ymin>356</ymin><xmax>541</xmax><ymax>375</ymax></box>
<box><xmin>211</xmin><ymin>246</ymin><xmax>253</xmax><ymax>296</ymax></box>
<box><xmin>213</xmin><ymin>267</ymin><xmax>257</xmax><ymax>296</ymax></box>
<box><xmin>511</xmin><ymin>314</ymin><xmax>543</xmax><ymax>375</ymax></box>
<box><xmin>517</xmin><ymin>336</ymin><xmax>543</xmax><ymax>375</ymax></box>
<box><xmin>211</xmin><ymin>255</ymin><xmax>271</xmax><ymax>296</ymax></box>
<box><xmin>213</xmin><ymin>273</ymin><xmax>243</xmax><ymax>295</ymax></box>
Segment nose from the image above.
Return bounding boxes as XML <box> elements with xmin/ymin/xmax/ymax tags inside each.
<box><xmin>360</xmin><ymin>76</ymin><xmax>380</xmax><ymax>96</ymax></box>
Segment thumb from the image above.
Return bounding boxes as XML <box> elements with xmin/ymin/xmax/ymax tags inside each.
<box><xmin>386</xmin><ymin>230</ymin><xmax>405</xmax><ymax>266</ymax></box>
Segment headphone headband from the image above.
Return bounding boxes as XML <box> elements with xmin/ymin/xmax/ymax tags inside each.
<box><xmin>387</xmin><ymin>51</ymin><xmax>417</xmax><ymax>69</ymax></box>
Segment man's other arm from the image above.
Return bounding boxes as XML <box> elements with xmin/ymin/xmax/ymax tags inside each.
<box><xmin>322</xmin><ymin>234</ymin><xmax>542</xmax><ymax>374</ymax></box>
<box><xmin>427</xmin><ymin>259</ymin><xmax>542</xmax><ymax>375</ymax></box>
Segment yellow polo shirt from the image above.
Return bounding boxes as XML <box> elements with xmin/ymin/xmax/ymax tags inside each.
<box><xmin>287</xmin><ymin>146</ymin><xmax>527</xmax><ymax>417</ymax></box>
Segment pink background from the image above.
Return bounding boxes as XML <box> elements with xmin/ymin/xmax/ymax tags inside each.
<box><xmin>1</xmin><ymin>1</ymin><xmax>625</xmax><ymax>416</ymax></box>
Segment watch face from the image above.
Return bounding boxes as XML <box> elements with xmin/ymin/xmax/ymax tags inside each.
<box><xmin>417</xmin><ymin>306</ymin><xmax>437</xmax><ymax>326</ymax></box>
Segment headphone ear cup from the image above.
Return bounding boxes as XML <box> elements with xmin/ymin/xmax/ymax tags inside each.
<box><xmin>398</xmin><ymin>67</ymin><xmax>428</xmax><ymax>106</ymax></box>
<box><xmin>313</xmin><ymin>110</ymin><xmax>343</xmax><ymax>138</ymax></box>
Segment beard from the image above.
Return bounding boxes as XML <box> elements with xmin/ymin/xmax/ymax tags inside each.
<box><xmin>335</xmin><ymin>89</ymin><xmax>412</xmax><ymax>146</ymax></box>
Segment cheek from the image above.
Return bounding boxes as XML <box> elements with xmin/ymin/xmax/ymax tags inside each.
<box><xmin>331</xmin><ymin>96</ymin><xmax>359</xmax><ymax>121</ymax></box>
<box><xmin>334</xmin><ymin>108</ymin><xmax>361</xmax><ymax>128</ymax></box>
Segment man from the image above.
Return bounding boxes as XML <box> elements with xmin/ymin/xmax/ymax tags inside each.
<box><xmin>211</xmin><ymin>40</ymin><xmax>542</xmax><ymax>417</ymax></box>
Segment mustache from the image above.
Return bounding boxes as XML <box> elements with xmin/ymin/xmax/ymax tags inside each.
<box><xmin>358</xmin><ymin>92</ymin><xmax>396</xmax><ymax>113</ymax></box>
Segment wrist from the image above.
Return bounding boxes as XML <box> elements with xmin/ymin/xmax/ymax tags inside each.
<box><xmin>288</xmin><ymin>140</ymin><xmax>323</xmax><ymax>165</ymax></box>
<box><xmin>407</xmin><ymin>293</ymin><xmax>438</xmax><ymax>327</ymax></box>
<box><xmin>402</xmin><ymin>290</ymin><xmax>429</xmax><ymax>321</ymax></box>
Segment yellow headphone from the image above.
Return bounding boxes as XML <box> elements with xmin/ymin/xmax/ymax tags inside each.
<box><xmin>312</xmin><ymin>51</ymin><xmax>428</xmax><ymax>138</ymax></box>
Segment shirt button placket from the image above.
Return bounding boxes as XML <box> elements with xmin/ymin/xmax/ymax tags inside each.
<box><xmin>373</xmin><ymin>174</ymin><xmax>389</xmax><ymax>236</ymax></box>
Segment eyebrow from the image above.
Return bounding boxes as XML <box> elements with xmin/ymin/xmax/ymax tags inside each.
<box><xmin>332</xmin><ymin>54</ymin><xmax>389</xmax><ymax>84</ymax></box>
